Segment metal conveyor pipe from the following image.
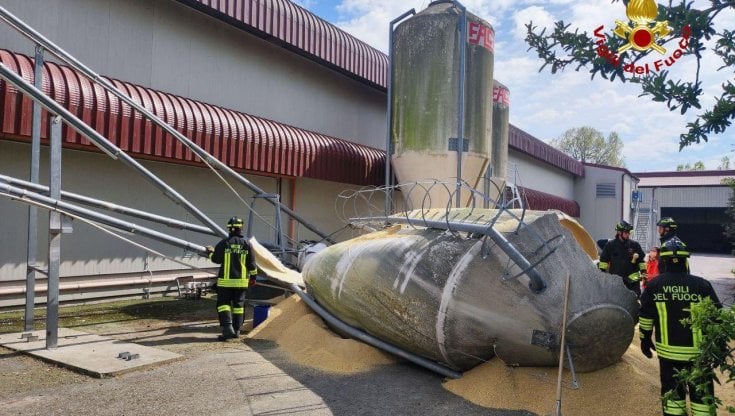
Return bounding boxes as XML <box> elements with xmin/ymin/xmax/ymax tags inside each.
<box><xmin>289</xmin><ymin>283</ymin><xmax>463</xmax><ymax>379</ymax></box>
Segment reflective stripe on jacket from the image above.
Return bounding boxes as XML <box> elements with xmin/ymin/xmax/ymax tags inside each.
<box><xmin>639</xmin><ymin>272</ymin><xmax>721</xmax><ymax>361</ymax></box>
<box><xmin>210</xmin><ymin>234</ymin><xmax>258</xmax><ymax>288</ymax></box>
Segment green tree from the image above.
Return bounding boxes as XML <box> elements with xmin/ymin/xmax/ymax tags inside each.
<box><xmin>665</xmin><ymin>298</ymin><xmax>735</xmax><ymax>413</ymax></box>
<box><xmin>719</xmin><ymin>156</ymin><xmax>731</xmax><ymax>170</ymax></box>
<box><xmin>677</xmin><ymin>161</ymin><xmax>706</xmax><ymax>171</ymax></box>
<box><xmin>550</xmin><ymin>126</ymin><xmax>625</xmax><ymax>166</ymax></box>
<box><xmin>525</xmin><ymin>0</ymin><xmax>735</xmax><ymax>150</ymax></box>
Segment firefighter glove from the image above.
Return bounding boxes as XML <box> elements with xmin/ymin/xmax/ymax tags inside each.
<box><xmin>204</xmin><ymin>246</ymin><xmax>214</xmax><ymax>256</ymax></box>
<box><xmin>640</xmin><ymin>337</ymin><xmax>655</xmax><ymax>359</ymax></box>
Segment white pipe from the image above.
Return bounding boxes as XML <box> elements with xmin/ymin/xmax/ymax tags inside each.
<box><xmin>0</xmin><ymin>274</ymin><xmax>214</xmax><ymax>296</ymax></box>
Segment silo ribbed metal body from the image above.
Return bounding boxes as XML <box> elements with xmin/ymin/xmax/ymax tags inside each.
<box><xmin>390</xmin><ymin>1</ymin><xmax>494</xmax><ymax>208</ymax></box>
<box><xmin>491</xmin><ymin>80</ymin><xmax>510</xmax><ymax>179</ymax></box>
<box><xmin>303</xmin><ymin>211</ymin><xmax>638</xmax><ymax>373</ymax></box>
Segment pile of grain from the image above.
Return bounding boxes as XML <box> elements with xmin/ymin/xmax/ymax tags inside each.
<box><xmin>250</xmin><ymin>295</ymin><xmax>735</xmax><ymax>414</ymax></box>
<box><xmin>247</xmin><ymin>295</ymin><xmax>396</xmax><ymax>374</ymax></box>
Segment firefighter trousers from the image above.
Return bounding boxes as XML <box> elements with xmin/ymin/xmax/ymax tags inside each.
<box><xmin>659</xmin><ymin>358</ymin><xmax>715</xmax><ymax>416</ymax></box>
<box><xmin>216</xmin><ymin>287</ymin><xmax>247</xmax><ymax>332</ymax></box>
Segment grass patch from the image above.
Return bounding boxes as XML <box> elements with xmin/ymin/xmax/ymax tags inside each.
<box><xmin>0</xmin><ymin>296</ymin><xmax>216</xmax><ymax>334</ymax></box>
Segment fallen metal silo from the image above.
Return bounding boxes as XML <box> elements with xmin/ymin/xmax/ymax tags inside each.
<box><xmin>302</xmin><ymin>210</ymin><xmax>637</xmax><ymax>373</ymax></box>
<box><xmin>390</xmin><ymin>0</ymin><xmax>495</xmax><ymax>209</ymax></box>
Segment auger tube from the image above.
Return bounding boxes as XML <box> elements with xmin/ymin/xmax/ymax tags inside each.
<box><xmin>289</xmin><ymin>283</ymin><xmax>462</xmax><ymax>379</ymax></box>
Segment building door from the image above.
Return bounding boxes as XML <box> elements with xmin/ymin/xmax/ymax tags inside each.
<box><xmin>661</xmin><ymin>207</ymin><xmax>732</xmax><ymax>253</ymax></box>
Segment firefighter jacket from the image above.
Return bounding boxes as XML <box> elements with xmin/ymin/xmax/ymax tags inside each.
<box><xmin>598</xmin><ymin>236</ymin><xmax>646</xmax><ymax>282</ymax></box>
<box><xmin>639</xmin><ymin>272</ymin><xmax>722</xmax><ymax>362</ymax></box>
<box><xmin>210</xmin><ymin>233</ymin><xmax>258</xmax><ymax>288</ymax></box>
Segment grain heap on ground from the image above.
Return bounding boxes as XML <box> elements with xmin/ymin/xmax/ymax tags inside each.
<box><xmin>249</xmin><ymin>295</ymin><xmax>734</xmax><ymax>415</ymax></box>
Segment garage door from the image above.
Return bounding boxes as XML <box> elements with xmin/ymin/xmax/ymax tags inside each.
<box><xmin>661</xmin><ymin>207</ymin><xmax>732</xmax><ymax>254</ymax></box>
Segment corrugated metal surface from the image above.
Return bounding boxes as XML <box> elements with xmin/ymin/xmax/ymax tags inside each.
<box><xmin>641</xmin><ymin>187</ymin><xmax>731</xmax><ymax>208</ymax></box>
<box><xmin>509</xmin><ymin>126</ymin><xmax>584</xmax><ymax>177</ymax></box>
<box><xmin>0</xmin><ymin>49</ymin><xmax>385</xmax><ymax>185</ymax></box>
<box><xmin>636</xmin><ymin>170</ymin><xmax>735</xmax><ymax>187</ymax></box>
<box><xmin>176</xmin><ymin>0</ymin><xmax>388</xmax><ymax>89</ymax></box>
<box><xmin>519</xmin><ymin>186</ymin><xmax>580</xmax><ymax>217</ymax></box>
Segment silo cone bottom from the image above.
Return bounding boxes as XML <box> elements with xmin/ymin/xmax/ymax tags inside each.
<box><xmin>392</xmin><ymin>151</ymin><xmax>489</xmax><ymax>209</ymax></box>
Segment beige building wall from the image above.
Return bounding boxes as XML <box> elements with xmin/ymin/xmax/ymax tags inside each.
<box><xmin>0</xmin><ymin>140</ymin><xmax>377</xmax><ymax>304</ymax></box>
<box><xmin>0</xmin><ymin>0</ymin><xmax>387</xmax><ymax>149</ymax></box>
<box><xmin>508</xmin><ymin>151</ymin><xmax>576</xmax><ymax>200</ymax></box>
<box><xmin>574</xmin><ymin>164</ymin><xmax>638</xmax><ymax>242</ymax></box>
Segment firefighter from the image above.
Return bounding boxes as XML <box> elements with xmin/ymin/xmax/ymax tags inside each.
<box><xmin>657</xmin><ymin>217</ymin><xmax>682</xmax><ymax>274</ymax></box>
<box><xmin>206</xmin><ymin>216</ymin><xmax>258</xmax><ymax>341</ymax></box>
<box><xmin>598</xmin><ymin>221</ymin><xmax>646</xmax><ymax>297</ymax></box>
<box><xmin>639</xmin><ymin>237</ymin><xmax>722</xmax><ymax>416</ymax></box>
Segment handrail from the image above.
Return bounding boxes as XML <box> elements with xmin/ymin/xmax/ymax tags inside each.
<box><xmin>0</xmin><ymin>5</ymin><xmax>331</xmax><ymax>242</ymax></box>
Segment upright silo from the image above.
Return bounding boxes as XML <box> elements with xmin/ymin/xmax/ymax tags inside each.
<box><xmin>490</xmin><ymin>80</ymin><xmax>510</xmax><ymax>180</ymax></box>
<box><xmin>391</xmin><ymin>0</ymin><xmax>495</xmax><ymax>209</ymax></box>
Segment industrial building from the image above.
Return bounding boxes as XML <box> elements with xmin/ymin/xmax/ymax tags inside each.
<box><xmin>0</xmin><ymin>0</ymin><xmax>731</xmax><ymax>308</ymax></box>
<box><xmin>633</xmin><ymin>170</ymin><xmax>735</xmax><ymax>254</ymax></box>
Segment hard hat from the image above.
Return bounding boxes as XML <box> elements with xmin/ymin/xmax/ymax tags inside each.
<box><xmin>615</xmin><ymin>221</ymin><xmax>633</xmax><ymax>232</ymax></box>
<box><xmin>226</xmin><ymin>216</ymin><xmax>244</xmax><ymax>229</ymax></box>
<box><xmin>660</xmin><ymin>237</ymin><xmax>689</xmax><ymax>260</ymax></box>
<box><xmin>656</xmin><ymin>217</ymin><xmax>678</xmax><ymax>230</ymax></box>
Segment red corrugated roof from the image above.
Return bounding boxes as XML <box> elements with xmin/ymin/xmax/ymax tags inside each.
<box><xmin>176</xmin><ymin>0</ymin><xmax>388</xmax><ymax>89</ymax></box>
<box><xmin>0</xmin><ymin>49</ymin><xmax>385</xmax><ymax>185</ymax></box>
<box><xmin>518</xmin><ymin>186</ymin><xmax>580</xmax><ymax>217</ymax></box>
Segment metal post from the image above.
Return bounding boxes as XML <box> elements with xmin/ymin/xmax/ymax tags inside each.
<box><xmin>385</xmin><ymin>9</ymin><xmax>416</xmax><ymax>219</ymax></box>
<box><xmin>274</xmin><ymin>194</ymin><xmax>284</xmax><ymax>257</ymax></box>
<box><xmin>46</xmin><ymin>116</ymin><xmax>62</xmax><ymax>349</ymax></box>
<box><xmin>455</xmin><ymin>1</ymin><xmax>467</xmax><ymax>208</ymax></box>
<box><xmin>24</xmin><ymin>45</ymin><xmax>44</xmax><ymax>332</ymax></box>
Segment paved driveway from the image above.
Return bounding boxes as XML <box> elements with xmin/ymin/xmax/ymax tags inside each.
<box><xmin>689</xmin><ymin>253</ymin><xmax>735</xmax><ymax>306</ymax></box>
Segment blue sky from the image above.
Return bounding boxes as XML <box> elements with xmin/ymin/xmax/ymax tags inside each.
<box><xmin>292</xmin><ymin>0</ymin><xmax>734</xmax><ymax>173</ymax></box>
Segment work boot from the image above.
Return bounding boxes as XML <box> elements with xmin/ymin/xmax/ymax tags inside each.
<box><xmin>232</xmin><ymin>315</ymin><xmax>244</xmax><ymax>335</ymax></box>
<box><xmin>217</xmin><ymin>324</ymin><xmax>237</xmax><ymax>341</ymax></box>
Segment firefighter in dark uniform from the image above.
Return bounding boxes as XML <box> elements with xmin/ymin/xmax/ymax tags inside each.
<box><xmin>639</xmin><ymin>237</ymin><xmax>722</xmax><ymax>416</ymax></box>
<box><xmin>598</xmin><ymin>221</ymin><xmax>646</xmax><ymax>297</ymax></box>
<box><xmin>657</xmin><ymin>217</ymin><xmax>685</xmax><ymax>274</ymax></box>
<box><xmin>206</xmin><ymin>217</ymin><xmax>258</xmax><ymax>341</ymax></box>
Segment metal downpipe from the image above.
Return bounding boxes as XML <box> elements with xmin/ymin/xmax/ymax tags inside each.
<box><xmin>289</xmin><ymin>283</ymin><xmax>462</xmax><ymax>379</ymax></box>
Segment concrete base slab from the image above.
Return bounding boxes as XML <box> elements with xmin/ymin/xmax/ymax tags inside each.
<box><xmin>0</xmin><ymin>328</ymin><xmax>183</xmax><ymax>378</ymax></box>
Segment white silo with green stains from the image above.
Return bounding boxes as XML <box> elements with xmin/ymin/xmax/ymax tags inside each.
<box><xmin>491</xmin><ymin>80</ymin><xmax>510</xmax><ymax>180</ymax></box>
<box><xmin>391</xmin><ymin>0</ymin><xmax>494</xmax><ymax>208</ymax></box>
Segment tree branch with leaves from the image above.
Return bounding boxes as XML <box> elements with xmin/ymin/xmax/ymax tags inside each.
<box><xmin>525</xmin><ymin>0</ymin><xmax>735</xmax><ymax>150</ymax></box>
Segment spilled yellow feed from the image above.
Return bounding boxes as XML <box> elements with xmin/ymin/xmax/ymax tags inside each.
<box><xmin>247</xmin><ymin>295</ymin><xmax>396</xmax><ymax>374</ymax></box>
<box><xmin>250</xmin><ymin>295</ymin><xmax>734</xmax><ymax>414</ymax></box>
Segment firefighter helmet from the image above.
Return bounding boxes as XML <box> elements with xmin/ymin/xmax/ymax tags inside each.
<box><xmin>656</xmin><ymin>217</ymin><xmax>678</xmax><ymax>230</ymax></box>
<box><xmin>660</xmin><ymin>237</ymin><xmax>689</xmax><ymax>260</ymax></box>
<box><xmin>615</xmin><ymin>221</ymin><xmax>634</xmax><ymax>232</ymax></box>
<box><xmin>226</xmin><ymin>216</ymin><xmax>244</xmax><ymax>230</ymax></box>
